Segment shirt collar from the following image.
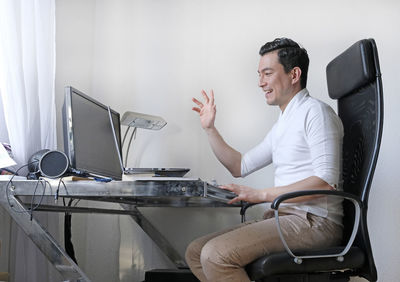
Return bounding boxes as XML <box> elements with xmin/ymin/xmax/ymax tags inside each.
<box><xmin>279</xmin><ymin>88</ymin><xmax>309</xmax><ymax>120</ymax></box>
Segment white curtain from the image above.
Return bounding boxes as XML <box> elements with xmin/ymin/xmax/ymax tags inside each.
<box><xmin>0</xmin><ymin>95</ymin><xmax>9</xmax><ymax>143</ymax></box>
<box><xmin>0</xmin><ymin>0</ymin><xmax>57</xmax><ymax>162</ymax></box>
<box><xmin>0</xmin><ymin>0</ymin><xmax>59</xmax><ymax>281</ymax></box>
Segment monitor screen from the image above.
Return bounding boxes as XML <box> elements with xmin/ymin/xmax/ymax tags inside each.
<box><xmin>62</xmin><ymin>86</ymin><xmax>122</xmax><ymax>180</ymax></box>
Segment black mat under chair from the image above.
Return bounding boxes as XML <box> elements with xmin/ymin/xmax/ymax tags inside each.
<box><xmin>144</xmin><ymin>268</ymin><xmax>199</xmax><ymax>282</ymax></box>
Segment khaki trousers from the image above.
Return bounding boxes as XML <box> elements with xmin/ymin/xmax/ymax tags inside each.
<box><xmin>185</xmin><ymin>209</ymin><xmax>342</xmax><ymax>282</ymax></box>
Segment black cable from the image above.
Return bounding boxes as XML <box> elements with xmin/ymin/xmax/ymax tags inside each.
<box><xmin>27</xmin><ymin>178</ymin><xmax>49</xmax><ymax>220</ymax></box>
<box><xmin>6</xmin><ymin>162</ymin><xmax>39</xmax><ymax>214</ymax></box>
<box><xmin>57</xmin><ymin>177</ymin><xmax>78</xmax><ymax>263</ymax></box>
<box><xmin>64</xmin><ymin>198</ymin><xmax>78</xmax><ymax>264</ymax></box>
<box><xmin>6</xmin><ymin>162</ymin><xmax>50</xmax><ymax>221</ymax></box>
<box><xmin>60</xmin><ymin>178</ymin><xmax>69</xmax><ymax>195</ymax></box>
<box><xmin>7</xmin><ymin>165</ymin><xmax>78</xmax><ymax>262</ymax></box>
<box><xmin>55</xmin><ymin>177</ymin><xmax>65</xmax><ymax>203</ymax></box>
<box><xmin>5</xmin><ymin>164</ymin><xmax>28</xmax><ymax>213</ymax></box>
<box><xmin>29</xmin><ymin>179</ymin><xmax>41</xmax><ymax>220</ymax></box>
<box><xmin>6</xmin><ymin>164</ymin><xmax>78</xmax><ymax>264</ymax></box>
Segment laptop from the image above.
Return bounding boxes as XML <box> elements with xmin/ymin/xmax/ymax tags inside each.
<box><xmin>107</xmin><ymin>106</ymin><xmax>190</xmax><ymax>177</ymax></box>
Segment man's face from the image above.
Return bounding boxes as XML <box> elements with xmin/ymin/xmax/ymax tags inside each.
<box><xmin>258</xmin><ymin>51</ymin><xmax>295</xmax><ymax>111</ymax></box>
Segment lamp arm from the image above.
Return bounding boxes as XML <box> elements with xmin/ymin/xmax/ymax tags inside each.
<box><xmin>124</xmin><ymin>127</ymin><xmax>137</xmax><ymax>167</ymax></box>
<box><xmin>122</xmin><ymin>126</ymin><xmax>130</xmax><ymax>149</ymax></box>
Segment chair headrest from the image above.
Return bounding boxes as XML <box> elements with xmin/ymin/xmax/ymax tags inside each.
<box><xmin>326</xmin><ymin>39</ymin><xmax>376</xmax><ymax>100</ymax></box>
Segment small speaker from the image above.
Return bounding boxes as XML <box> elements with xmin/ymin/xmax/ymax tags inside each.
<box><xmin>28</xmin><ymin>150</ymin><xmax>70</xmax><ymax>178</ymax></box>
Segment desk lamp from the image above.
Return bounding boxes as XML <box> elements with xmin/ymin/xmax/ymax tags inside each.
<box><xmin>120</xmin><ymin>111</ymin><xmax>167</xmax><ymax>166</ymax></box>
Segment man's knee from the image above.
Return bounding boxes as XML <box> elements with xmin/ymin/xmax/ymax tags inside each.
<box><xmin>185</xmin><ymin>238</ymin><xmax>203</xmax><ymax>264</ymax></box>
<box><xmin>200</xmin><ymin>239</ymin><xmax>238</xmax><ymax>268</ymax></box>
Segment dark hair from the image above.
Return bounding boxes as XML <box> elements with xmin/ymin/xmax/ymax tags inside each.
<box><xmin>259</xmin><ymin>38</ymin><xmax>309</xmax><ymax>89</ymax></box>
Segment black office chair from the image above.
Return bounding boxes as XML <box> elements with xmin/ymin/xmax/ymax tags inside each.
<box><xmin>244</xmin><ymin>39</ymin><xmax>383</xmax><ymax>282</ymax></box>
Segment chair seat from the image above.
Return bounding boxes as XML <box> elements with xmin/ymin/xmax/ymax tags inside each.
<box><xmin>246</xmin><ymin>246</ymin><xmax>365</xmax><ymax>281</ymax></box>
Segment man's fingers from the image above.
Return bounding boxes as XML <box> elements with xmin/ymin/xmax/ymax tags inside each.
<box><xmin>228</xmin><ymin>197</ymin><xmax>240</xmax><ymax>204</ymax></box>
<box><xmin>219</xmin><ymin>185</ymin><xmax>234</xmax><ymax>192</ymax></box>
<box><xmin>192</xmin><ymin>97</ymin><xmax>203</xmax><ymax>107</ymax></box>
<box><xmin>194</xmin><ymin>89</ymin><xmax>215</xmax><ymax>108</ymax></box>
<box><xmin>192</xmin><ymin>107</ymin><xmax>201</xmax><ymax>113</ymax></box>
<box><xmin>201</xmin><ymin>90</ymin><xmax>210</xmax><ymax>103</ymax></box>
<box><xmin>221</xmin><ymin>185</ymin><xmax>241</xmax><ymax>204</ymax></box>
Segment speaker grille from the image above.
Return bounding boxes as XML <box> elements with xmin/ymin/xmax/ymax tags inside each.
<box><xmin>39</xmin><ymin>151</ymin><xmax>69</xmax><ymax>178</ymax></box>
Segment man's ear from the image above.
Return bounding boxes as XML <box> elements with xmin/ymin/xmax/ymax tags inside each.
<box><xmin>291</xmin><ymin>67</ymin><xmax>302</xmax><ymax>85</ymax></box>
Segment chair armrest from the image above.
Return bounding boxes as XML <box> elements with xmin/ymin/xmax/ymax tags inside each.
<box><xmin>240</xmin><ymin>190</ymin><xmax>361</xmax><ymax>222</ymax></box>
<box><xmin>270</xmin><ymin>190</ymin><xmax>362</xmax><ymax>264</ymax></box>
<box><xmin>271</xmin><ymin>190</ymin><xmax>362</xmax><ymax>210</ymax></box>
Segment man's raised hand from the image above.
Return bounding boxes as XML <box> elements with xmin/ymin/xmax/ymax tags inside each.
<box><xmin>192</xmin><ymin>90</ymin><xmax>216</xmax><ymax>131</ymax></box>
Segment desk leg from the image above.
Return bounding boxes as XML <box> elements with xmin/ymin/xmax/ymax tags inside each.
<box><xmin>120</xmin><ymin>204</ymin><xmax>187</xmax><ymax>268</ymax></box>
<box><xmin>0</xmin><ymin>189</ymin><xmax>91</xmax><ymax>282</ymax></box>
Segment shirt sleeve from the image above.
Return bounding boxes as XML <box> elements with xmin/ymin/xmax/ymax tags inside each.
<box><xmin>241</xmin><ymin>130</ymin><xmax>273</xmax><ymax>177</ymax></box>
<box><xmin>305</xmin><ymin>104</ymin><xmax>344</xmax><ymax>186</ymax></box>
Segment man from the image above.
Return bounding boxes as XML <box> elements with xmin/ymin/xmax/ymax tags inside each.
<box><xmin>185</xmin><ymin>38</ymin><xmax>344</xmax><ymax>282</ymax></box>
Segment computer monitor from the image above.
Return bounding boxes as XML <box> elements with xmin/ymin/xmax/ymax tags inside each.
<box><xmin>62</xmin><ymin>86</ymin><xmax>123</xmax><ymax>180</ymax></box>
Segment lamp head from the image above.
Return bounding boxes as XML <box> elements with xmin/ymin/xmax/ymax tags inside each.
<box><xmin>120</xmin><ymin>111</ymin><xmax>167</xmax><ymax>130</ymax></box>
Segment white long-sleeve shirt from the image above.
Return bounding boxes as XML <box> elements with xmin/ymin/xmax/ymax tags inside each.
<box><xmin>241</xmin><ymin>88</ymin><xmax>344</xmax><ymax>225</ymax></box>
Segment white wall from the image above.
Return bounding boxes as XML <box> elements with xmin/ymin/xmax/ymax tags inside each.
<box><xmin>55</xmin><ymin>0</ymin><xmax>400</xmax><ymax>281</ymax></box>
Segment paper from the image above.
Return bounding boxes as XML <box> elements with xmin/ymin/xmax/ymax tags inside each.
<box><xmin>0</xmin><ymin>143</ymin><xmax>16</xmax><ymax>168</ymax></box>
<box><xmin>0</xmin><ymin>175</ymin><xmax>25</xmax><ymax>180</ymax></box>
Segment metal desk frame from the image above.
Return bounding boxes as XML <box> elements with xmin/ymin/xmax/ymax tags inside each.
<box><xmin>0</xmin><ymin>178</ymin><xmax>238</xmax><ymax>282</ymax></box>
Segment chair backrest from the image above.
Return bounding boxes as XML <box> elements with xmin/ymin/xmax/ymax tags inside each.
<box><xmin>326</xmin><ymin>39</ymin><xmax>383</xmax><ymax>281</ymax></box>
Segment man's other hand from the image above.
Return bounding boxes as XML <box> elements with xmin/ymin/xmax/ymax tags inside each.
<box><xmin>220</xmin><ymin>184</ymin><xmax>267</xmax><ymax>204</ymax></box>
